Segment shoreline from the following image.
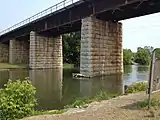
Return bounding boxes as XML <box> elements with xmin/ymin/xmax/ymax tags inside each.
<box><xmin>0</xmin><ymin>63</ymin><xmax>74</xmax><ymax>70</ymax></box>
<box><xmin>23</xmin><ymin>92</ymin><xmax>148</xmax><ymax>120</ymax></box>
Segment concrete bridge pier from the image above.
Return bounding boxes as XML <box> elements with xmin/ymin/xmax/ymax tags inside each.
<box><xmin>9</xmin><ymin>39</ymin><xmax>29</xmax><ymax>64</ymax></box>
<box><xmin>29</xmin><ymin>31</ymin><xmax>62</xmax><ymax>69</ymax></box>
<box><xmin>80</xmin><ymin>17</ymin><xmax>123</xmax><ymax>77</ymax></box>
<box><xmin>0</xmin><ymin>43</ymin><xmax>9</xmax><ymax>63</ymax></box>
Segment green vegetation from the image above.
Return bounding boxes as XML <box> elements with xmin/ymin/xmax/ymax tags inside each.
<box><xmin>134</xmin><ymin>47</ymin><xmax>151</xmax><ymax>65</ymax></box>
<box><xmin>0</xmin><ymin>79</ymin><xmax>37</xmax><ymax>120</ymax></box>
<box><xmin>63</xmin><ymin>32</ymin><xmax>80</xmax><ymax>67</ymax></box>
<box><xmin>65</xmin><ymin>91</ymin><xmax>119</xmax><ymax>108</ymax></box>
<box><xmin>63</xmin><ymin>64</ymin><xmax>74</xmax><ymax>69</ymax></box>
<box><xmin>33</xmin><ymin>109</ymin><xmax>66</xmax><ymax>116</ymax></box>
<box><xmin>0</xmin><ymin>63</ymin><xmax>74</xmax><ymax>69</ymax></box>
<box><xmin>0</xmin><ymin>63</ymin><xmax>28</xmax><ymax>69</ymax></box>
<box><xmin>123</xmin><ymin>49</ymin><xmax>133</xmax><ymax>65</ymax></box>
<box><xmin>137</xmin><ymin>99</ymin><xmax>160</xmax><ymax>109</ymax></box>
<box><xmin>123</xmin><ymin>46</ymin><xmax>160</xmax><ymax>65</ymax></box>
<box><xmin>125</xmin><ymin>82</ymin><xmax>148</xmax><ymax>94</ymax></box>
<box><xmin>0</xmin><ymin>80</ymin><xmax>66</xmax><ymax>120</ymax></box>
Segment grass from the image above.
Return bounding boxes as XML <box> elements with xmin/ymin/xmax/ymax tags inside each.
<box><xmin>0</xmin><ymin>63</ymin><xmax>74</xmax><ymax>69</ymax></box>
<box><xmin>137</xmin><ymin>99</ymin><xmax>160</xmax><ymax>109</ymax></box>
<box><xmin>33</xmin><ymin>109</ymin><xmax>66</xmax><ymax>116</ymax></box>
<box><xmin>65</xmin><ymin>91</ymin><xmax>119</xmax><ymax>109</ymax></box>
<box><xmin>125</xmin><ymin>82</ymin><xmax>148</xmax><ymax>94</ymax></box>
<box><xmin>0</xmin><ymin>63</ymin><xmax>28</xmax><ymax>69</ymax></box>
<box><xmin>63</xmin><ymin>64</ymin><xmax>74</xmax><ymax>69</ymax></box>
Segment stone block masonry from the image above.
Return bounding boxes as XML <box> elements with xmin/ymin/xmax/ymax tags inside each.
<box><xmin>80</xmin><ymin>17</ymin><xmax>123</xmax><ymax>77</ymax></box>
<box><xmin>0</xmin><ymin>44</ymin><xmax>9</xmax><ymax>63</ymax></box>
<box><xmin>29</xmin><ymin>31</ymin><xmax>62</xmax><ymax>69</ymax></box>
<box><xmin>9</xmin><ymin>39</ymin><xmax>29</xmax><ymax>64</ymax></box>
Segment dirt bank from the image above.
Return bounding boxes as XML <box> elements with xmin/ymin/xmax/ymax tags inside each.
<box><xmin>23</xmin><ymin>92</ymin><xmax>160</xmax><ymax>120</ymax></box>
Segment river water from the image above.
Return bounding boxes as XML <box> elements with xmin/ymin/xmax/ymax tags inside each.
<box><xmin>0</xmin><ymin>65</ymin><xmax>149</xmax><ymax>110</ymax></box>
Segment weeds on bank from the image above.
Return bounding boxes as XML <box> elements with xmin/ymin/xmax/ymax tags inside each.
<box><xmin>137</xmin><ymin>99</ymin><xmax>160</xmax><ymax>109</ymax></box>
<box><xmin>33</xmin><ymin>109</ymin><xmax>66</xmax><ymax>116</ymax></box>
<box><xmin>65</xmin><ymin>91</ymin><xmax>119</xmax><ymax>109</ymax></box>
<box><xmin>126</xmin><ymin>82</ymin><xmax>148</xmax><ymax>94</ymax></box>
<box><xmin>0</xmin><ymin>79</ymin><xmax>37</xmax><ymax>120</ymax></box>
<box><xmin>137</xmin><ymin>99</ymin><xmax>160</xmax><ymax>118</ymax></box>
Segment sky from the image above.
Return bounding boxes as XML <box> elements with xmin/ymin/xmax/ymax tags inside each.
<box><xmin>0</xmin><ymin>0</ymin><xmax>160</xmax><ymax>52</ymax></box>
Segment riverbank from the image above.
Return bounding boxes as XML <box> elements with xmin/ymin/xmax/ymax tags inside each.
<box><xmin>0</xmin><ymin>63</ymin><xmax>74</xmax><ymax>69</ymax></box>
<box><xmin>0</xmin><ymin>63</ymin><xmax>28</xmax><ymax>69</ymax></box>
<box><xmin>23</xmin><ymin>91</ymin><xmax>160</xmax><ymax>120</ymax></box>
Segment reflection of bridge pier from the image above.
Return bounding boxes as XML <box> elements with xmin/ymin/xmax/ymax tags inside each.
<box><xmin>79</xmin><ymin>74</ymin><xmax>124</xmax><ymax>97</ymax></box>
<box><xmin>29</xmin><ymin>69</ymin><xmax>63</xmax><ymax>110</ymax></box>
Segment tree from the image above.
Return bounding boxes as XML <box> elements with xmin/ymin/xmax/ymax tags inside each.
<box><xmin>134</xmin><ymin>47</ymin><xmax>150</xmax><ymax>65</ymax></box>
<box><xmin>123</xmin><ymin>49</ymin><xmax>133</xmax><ymax>65</ymax></box>
<box><xmin>62</xmin><ymin>31</ymin><xmax>80</xmax><ymax>67</ymax></box>
<box><xmin>144</xmin><ymin>46</ymin><xmax>154</xmax><ymax>57</ymax></box>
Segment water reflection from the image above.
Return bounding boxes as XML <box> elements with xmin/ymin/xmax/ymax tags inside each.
<box><xmin>137</xmin><ymin>65</ymin><xmax>149</xmax><ymax>73</ymax></box>
<box><xmin>124</xmin><ymin>65</ymin><xmax>149</xmax><ymax>85</ymax></box>
<box><xmin>79</xmin><ymin>75</ymin><xmax>124</xmax><ymax>97</ymax></box>
<box><xmin>0</xmin><ymin>70</ymin><xmax>9</xmax><ymax>88</ymax></box>
<box><xmin>9</xmin><ymin>70</ymin><xmax>28</xmax><ymax>80</ymax></box>
<box><xmin>0</xmin><ymin>65</ymin><xmax>149</xmax><ymax>110</ymax></box>
<box><xmin>29</xmin><ymin>69</ymin><xmax>63</xmax><ymax>110</ymax></box>
<box><xmin>124</xmin><ymin>65</ymin><xmax>132</xmax><ymax>74</ymax></box>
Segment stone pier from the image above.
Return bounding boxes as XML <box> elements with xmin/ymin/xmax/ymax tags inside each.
<box><xmin>80</xmin><ymin>17</ymin><xmax>123</xmax><ymax>77</ymax></box>
<box><xmin>0</xmin><ymin>43</ymin><xmax>9</xmax><ymax>63</ymax></box>
<box><xmin>29</xmin><ymin>31</ymin><xmax>62</xmax><ymax>69</ymax></box>
<box><xmin>9</xmin><ymin>39</ymin><xmax>29</xmax><ymax>64</ymax></box>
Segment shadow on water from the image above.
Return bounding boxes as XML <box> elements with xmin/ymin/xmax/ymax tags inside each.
<box><xmin>0</xmin><ymin>65</ymin><xmax>149</xmax><ymax>110</ymax></box>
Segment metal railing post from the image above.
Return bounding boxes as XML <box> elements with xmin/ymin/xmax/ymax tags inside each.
<box><xmin>148</xmin><ymin>49</ymin><xmax>156</xmax><ymax>109</ymax></box>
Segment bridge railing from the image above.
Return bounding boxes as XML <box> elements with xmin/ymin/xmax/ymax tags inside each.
<box><xmin>0</xmin><ymin>0</ymin><xmax>79</xmax><ymax>36</ymax></box>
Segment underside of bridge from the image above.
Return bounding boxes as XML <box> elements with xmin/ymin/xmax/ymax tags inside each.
<box><xmin>0</xmin><ymin>0</ymin><xmax>160</xmax><ymax>77</ymax></box>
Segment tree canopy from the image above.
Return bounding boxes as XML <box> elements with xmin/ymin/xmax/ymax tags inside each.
<box><xmin>123</xmin><ymin>49</ymin><xmax>133</xmax><ymax>65</ymax></box>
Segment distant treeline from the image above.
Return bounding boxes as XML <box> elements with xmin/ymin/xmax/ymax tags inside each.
<box><xmin>62</xmin><ymin>32</ymin><xmax>160</xmax><ymax>66</ymax></box>
<box><xmin>123</xmin><ymin>46</ymin><xmax>160</xmax><ymax>65</ymax></box>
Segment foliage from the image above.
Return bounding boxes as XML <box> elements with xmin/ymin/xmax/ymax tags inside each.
<box><xmin>134</xmin><ymin>47</ymin><xmax>151</xmax><ymax>65</ymax></box>
<box><xmin>63</xmin><ymin>64</ymin><xmax>74</xmax><ymax>69</ymax></box>
<box><xmin>123</xmin><ymin>49</ymin><xmax>133</xmax><ymax>65</ymax></box>
<box><xmin>137</xmin><ymin>99</ymin><xmax>160</xmax><ymax>109</ymax></box>
<box><xmin>65</xmin><ymin>91</ymin><xmax>118</xmax><ymax>108</ymax></box>
<box><xmin>0</xmin><ymin>63</ymin><xmax>28</xmax><ymax>69</ymax></box>
<box><xmin>33</xmin><ymin>109</ymin><xmax>66</xmax><ymax>116</ymax></box>
<box><xmin>63</xmin><ymin>32</ymin><xmax>80</xmax><ymax>67</ymax></box>
<box><xmin>144</xmin><ymin>46</ymin><xmax>154</xmax><ymax>57</ymax></box>
<box><xmin>0</xmin><ymin>79</ymin><xmax>37</xmax><ymax>120</ymax></box>
<box><xmin>125</xmin><ymin>82</ymin><xmax>148</xmax><ymax>94</ymax></box>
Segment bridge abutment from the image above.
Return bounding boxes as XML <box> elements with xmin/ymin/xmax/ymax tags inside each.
<box><xmin>9</xmin><ymin>39</ymin><xmax>29</xmax><ymax>64</ymax></box>
<box><xmin>0</xmin><ymin>44</ymin><xmax>9</xmax><ymax>63</ymax></box>
<box><xmin>29</xmin><ymin>31</ymin><xmax>62</xmax><ymax>69</ymax></box>
<box><xmin>80</xmin><ymin>17</ymin><xmax>123</xmax><ymax>77</ymax></box>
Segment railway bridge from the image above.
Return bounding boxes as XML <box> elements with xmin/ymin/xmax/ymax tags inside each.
<box><xmin>0</xmin><ymin>0</ymin><xmax>159</xmax><ymax>77</ymax></box>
